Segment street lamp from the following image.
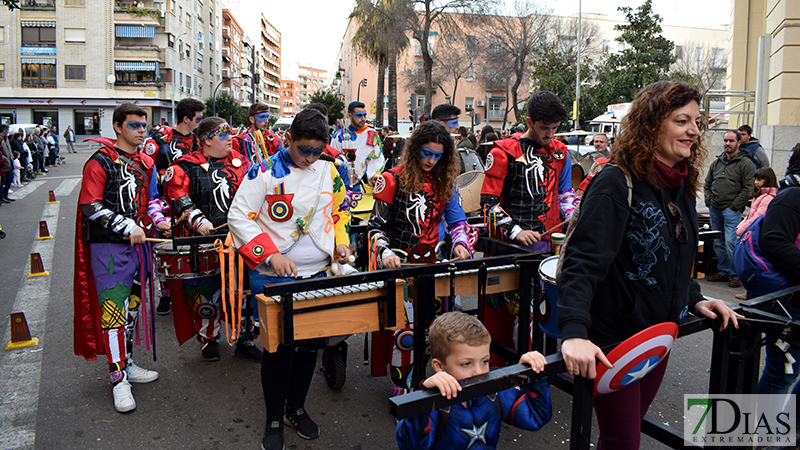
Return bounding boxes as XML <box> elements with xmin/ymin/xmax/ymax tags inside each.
<box><xmin>213</xmin><ymin>74</ymin><xmax>251</xmax><ymax>116</ymax></box>
<box><xmin>171</xmin><ymin>32</ymin><xmax>189</xmax><ymax>126</ymax></box>
<box><xmin>356</xmin><ymin>78</ymin><xmax>367</xmax><ymax>102</ymax></box>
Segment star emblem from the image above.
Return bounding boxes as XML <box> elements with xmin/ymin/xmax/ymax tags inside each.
<box><xmin>460</xmin><ymin>422</ymin><xmax>488</xmax><ymax>448</ymax></box>
<box><xmin>623</xmin><ymin>356</ymin><xmax>658</xmax><ymax>385</ymax></box>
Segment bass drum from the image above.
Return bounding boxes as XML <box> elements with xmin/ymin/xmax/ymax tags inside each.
<box><xmin>569</xmin><ymin>150</ymin><xmax>605</xmax><ymax>190</ymax></box>
<box><xmin>458</xmin><ymin>148</ymin><xmax>485</xmax><ymax>174</ymax></box>
<box><xmin>456</xmin><ymin>170</ymin><xmax>485</xmax><ymax>214</ymax></box>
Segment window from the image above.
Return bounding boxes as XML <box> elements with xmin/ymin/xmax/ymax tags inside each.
<box><xmin>465</xmin><ymin>67</ymin><xmax>475</xmax><ymax>82</ymax></box>
<box><xmin>383</xmin><ymin>94</ymin><xmax>389</xmax><ymax>110</ymax></box>
<box><xmin>0</xmin><ymin>63</ymin><xmax>4</xmax><ymax>79</ymax></box>
<box><xmin>466</xmin><ymin>35</ymin><xmax>477</xmax><ymax>52</ymax></box>
<box><xmin>695</xmin><ymin>47</ymin><xmax>703</xmax><ymax>61</ymax></box>
<box><xmin>65</xmin><ymin>65</ymin><xmax>85</xmax><ymax>80</ymax></box>
<box><xmin>186</xmin><ymin>75</ymin><xmax>191</xmax><ymax>88</ymax></box>
<box><xmin>617</xmin><ymin>43</ymin><xmax>625</xmax><ymax>52</ymax></box>
<box><xmin>712</xmin><ymin>48</ymin><xmax>725</xmax><ymax>68</ymax></box>
<box><xmin>602</xmin><ymin>40</ymin><xmax>610</xmax><ymax>54</ymax></box>
<box><xmin>168</xmin><ymin>33</ymin><xmax>174</xmax><ymax>48</ymax></box>
<box><xmin>22</xmin><ymin>27</ymin><xmax>56</xmax><ymax>45</ymax></box>
<box><xmin>0</xmin><ymin>26</ymin><xmax>5</xmax><ymax>43</ymax></box>
<box><xmin>65</xmin><ymin>0</ymin><xmax>85</xmax><ymax>5</ymax></box>
<box><xmin>675</xmin><ymin>45</ymin><xmax>683</xmax><ymax>60</ymax></box>
<box><xmin>465</xmin><ymin>97</ymin><xmax>474</xmax><ymax>112</ymax></box>
<box><xmin>22</xmin><ymin>62</ymin><xmax>57</xmax><ymax>88</ymax></box>
<box><xmin>64</xmin><ymin>28</ymin><xmax>85</xmax><ymax>43</ymax></box>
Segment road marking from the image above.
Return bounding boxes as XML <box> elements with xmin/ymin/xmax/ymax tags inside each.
<box><xmin>0</xmin><ymin>180</ymin><xmax>70</xmax><ymax>449</ymax></box>
<box><xmin>53</xmin><ymin>178</ymin><xmax>81</xmax><ymax>198</ymax></box>
<box><xmin>31</xmin><ymin>175</ymin><xmax>83</xmax><ymax>181</ymax></box>
<box><xmin>8</xmin><ymin>181</ymin><xmax>45</xmax><ymax>201</ymax></box>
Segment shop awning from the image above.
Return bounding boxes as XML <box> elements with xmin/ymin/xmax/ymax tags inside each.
<box><xmin>115</xmin><ymin>25</ymin><xmax>156</xmax><ymax>38</ymax></box>
<box><xmin>115</xmin><ymin>61</ymin><xmax>156</xmax><ymax>71</ymax></box>
<box><xmin>21</xmin><ymin>58</ymin><xmax>56</xmax><ymax>64</ymax></box>
<box><xmin>21</xmin><ymin>21</ymin><xmax>56</xmax><ymax>27</ymax></box>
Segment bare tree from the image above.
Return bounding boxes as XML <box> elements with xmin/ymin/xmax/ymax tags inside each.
<box><xmin>401</xmin><ymin>0</ymin><xmax>494</xmax><ymax>115</ymax></box>
<box><xmin>476</xmin><ymin>0</ymin><xmax>552</xmax><ymax>122</ymax></box>
<box><xmin>670</xmin><ymin>41</ymin><xmax>727</xmax><ymax>94</ymax></box>
<box><xmin>431</xmin><ymin>27</ymin><xmax>476</xmax><ymax>103</ymax></box>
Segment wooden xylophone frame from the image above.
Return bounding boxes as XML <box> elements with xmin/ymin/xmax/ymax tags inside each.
<box><xmin>258</xmin><ymin>235</ymin><xmax>546</xmax><ymax>386</ymax></box>
<box><xmin>391</xmin><ymin>285</ymin><xmax>800</xmax><ymax>450</ymax></box>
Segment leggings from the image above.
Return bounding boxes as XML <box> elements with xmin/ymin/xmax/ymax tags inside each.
<box><xmin>262</xmin><ymin>344</ymin><xmax>318</xmax><ymax>422</ymax></box>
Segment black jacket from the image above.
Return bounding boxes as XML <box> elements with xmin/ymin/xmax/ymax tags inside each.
<box><xmin>761</xmin><ymin>182</ymin><xmax>800</xmax><ymax>283</ymax></box>
<box><xmin>557</xmin><ymin>166</ymin><xmax>704</xmax><ymax>346</ymax></box>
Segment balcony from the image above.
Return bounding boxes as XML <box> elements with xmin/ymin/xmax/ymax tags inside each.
<box><xmin>20</xmin><ymin>0</ymin><xmax>55</xmax><ymax>10</ymax></box>
<box><xmin>114</xmin><ymin>5</ymin><xmax>162</xmax><ymax>25</ymax></box>
<box><xmin>487</xmin><ymin>110</ymin><xmax>505</xmax><ymax>121</ymax></box>
<box><xmin>115</xmin><ymin>80</ymin><xmax>164</xmax><ymax>88</ymax></box>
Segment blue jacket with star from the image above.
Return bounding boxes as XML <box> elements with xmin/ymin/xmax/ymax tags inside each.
<box><xmin>396</xmin><ymin>378</ymin><xmax>551</xmax><ymax>450</ymax></box>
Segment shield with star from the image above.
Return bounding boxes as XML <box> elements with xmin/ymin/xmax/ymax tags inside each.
<box><xmin>594</xmin><ymin>322</ymin><xmax>678</xmax><ymax>395</ymax></box>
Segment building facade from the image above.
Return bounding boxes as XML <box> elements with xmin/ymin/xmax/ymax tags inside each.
<box><xmin>221</xmin><ymin>8</ymin><xmax>245</xmax><ymax>105</ymax></box>
<box><xmin>728</xmin><ymin>0</ymin><xmax>799</xmax><ymax>172</ymax></box>
<box><xmin>257</xmin><ymin>14</ymin><xmax>281</xmax><ymax>115</ymax></box>
<box><xmin>0</xmin><ymin>0</ymin><xmax>223</xmax><ymax>136</ymax></box>
<box><xmin>298</xmin><ymin>65</ymin><xmax>327</xmax><ymax>109</ymax></box>
<box><xmin>331</xmin><ymin>12</ymin><xmax>729</xmax><ymax>131</ymax></box>
<box><xmin>280</xmin><ymin>79</ymin><xmax>301</xmax><ymax>117</ymax></box>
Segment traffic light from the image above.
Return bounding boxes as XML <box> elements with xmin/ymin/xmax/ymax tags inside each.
<box><xmin>360</xmin><ymin>78</ymin><xmax>367</xmax><ymax>87</ymax></box>
<box><xmin>408</xmin><ymin>108</ymin><xmax>416</xmax><ymax>124</ymax></box>
<box><xmin>98</xmin><ymin>109</ymin><xmax>105</xmax><ymax>118</ymax></box>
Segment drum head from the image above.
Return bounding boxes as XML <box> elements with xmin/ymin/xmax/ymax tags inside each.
<box><xmin>538</xmin><ymin>255</ymin><xmax>560</xmax><ymax>285</ymax></box>
<box><xmin>154</xmin><ymin>241</ymin><xmax>175</xmax><ymax>252</ymax></box>
<box><xmin>457</xmin><ymin>171</ymin><xmax>485</xmax><ymax>214</ymax></box>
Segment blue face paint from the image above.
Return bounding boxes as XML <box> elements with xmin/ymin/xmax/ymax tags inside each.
<box><xmin>420</xmin><ymin>146</ymin><xmax>444</xmax><ymax>161</ymax></box>
<box><xmin>251</xmin><ymin>112</ymin><xmax>269</xmax><ymax>122</ymax></box>
<box><xmin>217</xmin><ymin>131</ymin><xmax>231</xmax><ymax>141</ymax></box>
<box><xmin>194</xmin><ymin>114</ymin><xmax>204</xmax><ymax>123</ymax></box>
<box><xmin>296</xmin><ymin>144</ymin><xmax>325</xmax><ymax>158</ymax></box>
<box><xmin>440</xmin><ymin>117</ymin><xmax>459</xmax><ymax>129</ymax></box>
<box><xmin>125</xmin><ymin>121</ymin><xmax>147</xmax><ymax>131</ymax></box>
<box><xmin>353</xmin><ymin>112</ymin><xmax>367</xmax><ymax>119</ymax></box>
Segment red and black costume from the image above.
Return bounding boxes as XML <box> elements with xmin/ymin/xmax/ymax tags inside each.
<box><xmin>151</xmin><ymin>126</ymin><xmax>194</xmax><ymax>174</ymax></box>
<box><xmin>74</xmin><ymin>137</ymin><xmax>154</xmax><ymax>370</ymax></box>
<box><xmin>231</xmin><ymin>127</ymin><xmax>281</xmax><ymax>168</ymax></box>
<box><xmin>163</xmin><ymin>148</ymin><xmax>249</xmax><ymax>346</ymax></box>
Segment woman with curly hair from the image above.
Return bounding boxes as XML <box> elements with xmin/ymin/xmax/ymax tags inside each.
<box><xmin>368</xmin><ymin>119</ymin><xmax>473</xmax><ymax>395</ymax></box>
<box><xmin>557</xmin><ymin>80</ymin><xmax>742</xmax><ymax>449</ymax></box>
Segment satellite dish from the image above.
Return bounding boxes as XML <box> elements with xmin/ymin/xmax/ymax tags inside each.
<box><xmin>107</xmin><ymin>74</ymin><xmax>116</xmax><ymax>84</ymax></box>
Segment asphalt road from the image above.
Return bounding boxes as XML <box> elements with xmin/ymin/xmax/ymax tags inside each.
<box><xmin>0</xmin><ymin>148</ymin><xmax>753</xmax><ymax>450</ymax></box>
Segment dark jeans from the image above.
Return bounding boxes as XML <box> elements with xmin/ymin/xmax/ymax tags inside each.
<box><xmin>1</xmin><ymin>171</ymin><xmax>13</xmax><ymax>199</ymax></box>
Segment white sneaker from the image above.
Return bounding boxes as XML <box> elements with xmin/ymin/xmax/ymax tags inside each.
<box><xmin>112</xmin><ymin>376</ymin><xmax>136</xmax><ymax>413</ymax></box>
<box><xmin>127</xmin><ymin>362</ymin><xmax>159</xmax><ymax>383</ymax></box>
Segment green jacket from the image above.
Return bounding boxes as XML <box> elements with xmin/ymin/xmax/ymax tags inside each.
<box><xmin>704</xmin><ymin>150</ymin><xmax>756</xmax><ymax>212</ymax></box>
<box><xmin>457</xmin><ymin>138</ymin><xmax>474</xmax><ymax>150</ymax></box>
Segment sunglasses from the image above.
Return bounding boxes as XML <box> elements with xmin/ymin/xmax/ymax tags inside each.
<box><xmin>439</xmin><ymin>117</ymin><xmax>460</xmax><ymax>129</ymax></box>
<box><xmin>250</xmin><ymin>112</ymin><xmax>270</xmax><ymax>122</ymax></box>
<box><xmin>420</xmin><ymin>146</ymin><xmax>444</xmax><ymax>161</ymax></box>
<box><xmin>297</xmin><ymin>144</ymin><xmax>325</xmax><ymax>158</ymax></box>
<box><xmin>125</xmin><ymin>121</ymin><xmax>147</xmax><ymax>131</ymax></box>
<box><xmin>666</xmin><ymin>201</ymin><xmax>688</xmax><ymax>244</ymax></box>
<box><xmin>353</xmin><ymin>112</ymin><xmax>367</xmax><ymax>119</ymax></box>
<box><xmin>194</xmin><ymin>114</ymin><xmax>204</xmax><ymax>123</ymax></box>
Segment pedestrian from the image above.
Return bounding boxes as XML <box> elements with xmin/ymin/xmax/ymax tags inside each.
<box><xmin>73</xmin><ymin>102</ymin><xmax>159</xmax><ymax>413</ymax></box>
<box><xmin>64</xmin><ymin>125</ymin><xmax>77</xmax><ymax>153</ymax></box>
<box><xmin>227</xmin><ymin>109</ymin><xmax>352</xmax><ymax>450</ymax></box>
<box><xmin>737</xmin><ymin>124</ymin><xmax>770</xmax><ymax>169</ymax></box>
<box><xmin>50</xmin><ymin>125</ymin><xmax>61</xmax><ymax>164</ymax></box>
<box><xmin>558</xmin><ymin>80</ymin><xmax>741</xmax><ymax>450</ymax></box>
<box><xmin>12</xmin><ymin>151</ymin><xmax>23</xmax><ymax>187</ymax></box>
<box><xmin>0</xmin><ymin>124</ymin><xmax>15</xmax><ymax>203</ymax></box>
<box><xmin>735</xmin><ymin>167</ymin><xmax>778</xmax><ymax>237</ymax></box>
<box><xmin>704</xmin><ymin>129</ymin><xmax>756</xmax><ymax>288</ymax></box>
<box><xmin>456</xmin><ymin>126</ymin><xmax>474</xmax><ymax>150</ymax></box>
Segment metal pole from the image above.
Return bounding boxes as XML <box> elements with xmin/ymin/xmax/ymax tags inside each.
<box><xmin>172</xmin><ymin>32</ymin><xmax>188</xmax><ymax>126</ymax></box>
<box><xmin>213</xmin><ymin>76</ymin><xmax>247</xmax><ymax>116</ymax></box>
<box><xmin>574</xmin><ymin>0</ymin><xmax>582</xmax><ymax>131</ymax></box>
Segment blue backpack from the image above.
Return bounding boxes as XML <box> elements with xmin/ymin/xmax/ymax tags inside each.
<box><xmin>733</xmin><ymin>188</ymin><xmax>798</xmax><ymax>297</ymax></box>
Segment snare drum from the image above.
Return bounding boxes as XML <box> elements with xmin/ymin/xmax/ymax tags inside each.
<box><xmin>538</xmin><ymin>255</ymin><xmax>561</xmax><ymax>338</ymax></box>
<box><xmin>153</xmin><ymin>242</ymin><xmax>221</xmax><ymax>279</ymax></box>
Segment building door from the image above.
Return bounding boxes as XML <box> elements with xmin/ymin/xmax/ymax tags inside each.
<box><xmin>33</xmin><ymin>109</ymin><xmax>58</xmax><ymax>129</ymax></box>
<box><xmin>74</xmin><ymin>110</ymin><xmax>100</xmax><ymax>135</ymax></box>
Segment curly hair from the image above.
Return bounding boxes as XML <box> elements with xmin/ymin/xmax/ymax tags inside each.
<box><xmin>786</xmin><ymin>142</ymin><xmax>800</xmax><ymax>177</ymax></box>
<box><xmin>191</xmin><ymin>116</ymin><xmax>227</xmax><ymax>152</ymax></box>
<box><xmin>399</xmin><ymin>120</ymin><xmax>460</xmax><ymax>203</ymax></box>
<box><xmin>611</xmin><ymin>80</ymin><xmax>707</xmax><ymax>195</ymax></box>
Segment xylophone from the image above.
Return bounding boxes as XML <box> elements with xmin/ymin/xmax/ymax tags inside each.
<box><xmin>424</xmin><ymin>264</ymin><xmax>518</xmax><ymax>297</ymax></box>
<box><xmin>256</xmin><ymin>279</ymin><xmax>405</xmax><ymax>353</ymax></box>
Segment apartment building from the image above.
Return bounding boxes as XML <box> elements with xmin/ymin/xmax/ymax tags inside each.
<box><xmin>221</xmin><ymin>8</ymin><xmax>245</xmax><ymax>105</ymax></box>
<box><xmin>280</xmin><ymin>79</ymin><xmax>301</xmax><ymax>117</ymax></box>
<box><xmin>297</xmin><ymin>65</ymin><xmax>327</xmax><ymax>108</ymax></box>
<box><xmin>0</xmin><ymin>0</ymin><xmax>222</xmax><ymax>137</ymax></box>
<box><xmin>256</xmin><ymin>14</ymin><xmax>281</xmax><ymax>115</ymax></box>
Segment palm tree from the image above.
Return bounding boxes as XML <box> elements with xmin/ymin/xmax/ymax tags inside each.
<box><xmin>350</xmin><ymin>0</ymin><xmax>411</xmax><ymax>130</ymax></box>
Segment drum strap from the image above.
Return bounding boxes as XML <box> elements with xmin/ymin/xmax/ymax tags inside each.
<box><xmin>216</xmin><ymin>233</ymin><xmax>245</xmax><ymax>344</ymax></box>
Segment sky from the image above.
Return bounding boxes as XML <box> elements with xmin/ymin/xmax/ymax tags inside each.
<box><xmin>222</xmin><ymin>0</ymin><xmax>730</xmax><ymax>83</ymax></box>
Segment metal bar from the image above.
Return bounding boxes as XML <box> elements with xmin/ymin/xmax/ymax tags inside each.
<box><xmin>172</xmin><ymin>233</ymin><xmax>227</xmax><ymax>246</ymax></box>
<box><xmin>516</xmin><ymin>260</ymin><xmax>533</xmax><ymax>360</ymax></box>
<box><xmin>570</xmin><ymin>376</ymin><xmax>594</xmax><ymax>450</ymax></box>
<box><xmin>412</xmin><ymin>273</ymin><xmax>435</xmax><ymax>388</ymax></box>
<box><xmin>280</xmin><ymin>293</ymin><xmax>295</xmax><ymax>347</ymax></box>
<box><xmin>641</xmin><ymin>415</ymin><xmax>697</xmax><ymax>448</ymax></box>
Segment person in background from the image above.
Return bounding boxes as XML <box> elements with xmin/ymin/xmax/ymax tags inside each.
<box><xmin>231</xmin><ymin>102</ymin><xmax>282</xmax><ymax>168</ymax></box>
<box><xmin>431</xmin><ymin>104</ymin><xmax>461</xmax><ymax>136</ymax></box>
<box><xmin>50</xmin><ymin>126</ymin><xmax>60</xmax><ymax>164</ymax></box>
<box><xmin>0</xmin><ymin>125</ymin><xmax>14</xmax><ymax>203</ymax></box>
<box><xmin>592</xmin><ymin>133</ymin><xmax>610</xmax><ymax>158</ymax></box>
<box><xmin>12</xmin><ymin>151</ymin><xmax>22</xmax><ymax>187</ymax></box>
<box><xmin>737</xmin><ymin>124</ymin><xmax>770</xmax><ymax>169</ymax></box>
<box><xmin>558</xmin><ymin>80</ymin><xmax>741</xmax><ymax>450</ymax></box>
<box><xmin>736</xmin><ymin>167</ymin><xmax>778</xmax><ymax>237</ymax></box>
<box><xmin>151</xmin><ymin>98</ymin><xmax>206</xmax><ymax>173</ymax></box>
<box><xmin>64</xmin><ymin>125</ymin><xmax>77</xmax><ymax>153</ymax></box>
<box><xmin>456</xmin><ymin>127</ymin><xmax>474</xmax><ymax>150</ymax></box>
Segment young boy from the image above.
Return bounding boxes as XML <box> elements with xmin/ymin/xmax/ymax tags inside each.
<box><xmin>396</xmin><ymin>312</ymin><xmax>552</xmax><ymax>450</ymax></box>
<box><xmin>227</xmin><ymin>109</ymin><xmax>351</xmax><ymax>450</ymax></box>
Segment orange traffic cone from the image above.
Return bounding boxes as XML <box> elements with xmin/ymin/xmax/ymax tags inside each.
<box><xmin>47</xmin><ymin>190</ymin><xmax>58</xmax><ymax>204</ymax></box>
<box><xmin>36</xmin><ymin>221</ymin><xmax>53</xmax><ymax>240</ymax></box>
<box><xmin>27</xmin><ymin>253</ymin><xmax>49</xmax><ymax>278</ymax></box>
<box><xmin>5</xmin><ymin>312</ymin><xmax>39</xmax><ymax>350</ymax></box>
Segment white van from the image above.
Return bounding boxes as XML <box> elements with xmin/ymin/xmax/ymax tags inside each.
<box><xmin>8</xmin><ymin>123</ymin><xmax>40</xmax><ymax>139</ymax></box>
<box><xmin>271</xmin><ymin>117</ymin><xmax>293</xmax><ymax>134</ymax></box>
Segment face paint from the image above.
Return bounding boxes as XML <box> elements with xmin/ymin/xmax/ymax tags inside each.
<box><xmin>440</xmin><ymin>117</ymin><xmax>459</xmax><ymax>129</ymax></box>
<box><xmin>217</xmin><ymin>131</ymin><xmax>231</xmax><ymax>141</ymax></box>
<box><xmin>251</xmin><ymin>112</ymin><xmax>270</xmax><ymax>122</ymax></box>
<box><xmin>420</xmin><ymin>146</ymin><xmax>444</xmax><ymax>161</ymax></box>
<box><xmin>296</xmin><ymin>144</ymin><xmax>325</xmax><ymax>158</ymax></box>
<box><xmin>353</xmin><ymin>112</ymin><xmax>367</xmax><ymax>119</ymax></box>
<box><xmin>125</xmin><ymin>121</ymin><xmax>147</xmax><ymax>131</ymax></box>
<box><xmin>194</xmin><ymin>114</ymin><xmax>204</xmax><ymax>123</ymax></box>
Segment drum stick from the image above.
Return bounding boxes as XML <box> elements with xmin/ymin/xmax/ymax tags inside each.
<box><xmin>124</xmin><ymin>237</ymin><xmax>172</xmax><ymax>243</ymax></box>
<box><xmin>540</xmin><ymin>219</ymin><xmax>568</xmax><ymax>238</ymax></box>
<box><xmin>212</xmin><ymin>223</ymin><xmax>228</xmax><ymax>231</ymax></box>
